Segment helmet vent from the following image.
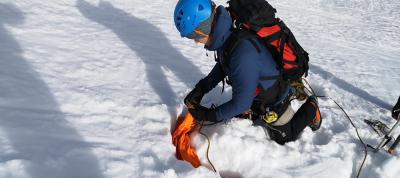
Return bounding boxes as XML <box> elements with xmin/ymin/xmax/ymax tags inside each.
<box><xmin>198</xmin><ymin>5</ymin><xmax>204</xmax><ymax>11</ymax></box>
<box><xmin>176</xmin><ymin>10</ymin><xmax>184</xmax><ymax>26</ymax></box>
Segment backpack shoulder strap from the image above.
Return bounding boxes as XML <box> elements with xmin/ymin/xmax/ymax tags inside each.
<box><xmin>223</xmin><ymin>29</ymin><xmax>260</xmax><ymax>67</ymax></box>
<box><xmin>224</xmin><ymin>29</ymin><xmax>260</xmax><ymax>56</ymax></box>
<box><xmin>223</xmin><ymin>29</ymin><xmax>281</xmax><ymax>81</ymax></box>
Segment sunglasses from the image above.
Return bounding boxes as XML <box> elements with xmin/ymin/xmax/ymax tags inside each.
<box><xmin>187</xmin><ymin>29</ymin><xmax>209</xmax><ymax>40</ymax></box>
<box><xmin>186</xmin><ymin>13</ymin><xmax>214</xmax><ymax>40</ymax></box>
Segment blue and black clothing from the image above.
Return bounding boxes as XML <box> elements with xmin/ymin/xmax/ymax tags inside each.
<box><xmin>195</xmin><ymin>6</ymin><xmax>318</xmax><ymax>144</ymax></box>
<box><xmin>200</xmin><ymin>6</ymin><xmax>288</xmax><ymax>121</ymax></box>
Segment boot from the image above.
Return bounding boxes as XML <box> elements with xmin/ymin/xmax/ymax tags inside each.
<box><xmin>307</xmin><ymin>95</ymin><xmax>322</xmax><ymax>131</ymax></box>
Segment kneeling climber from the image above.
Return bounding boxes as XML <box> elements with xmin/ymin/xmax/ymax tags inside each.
<box><xmin>173</xmin><ymin>0</ymin><xmax>322</xmax><ymax>144</ymax></box>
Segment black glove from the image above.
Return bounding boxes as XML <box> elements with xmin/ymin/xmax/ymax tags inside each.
<box><xmin>188</xmin><ymin>104</ymin><xmax>217</xmax><ymax>123</ymax></box>
<box><xmin>184</xmin><ymin>79</ymin><xmax>207</xmax><ymax>108</ymax></box>
<box><xmin>392</xmin><ymin>97</ymin><xmax>400</xmax><ymax>120</ymax></box>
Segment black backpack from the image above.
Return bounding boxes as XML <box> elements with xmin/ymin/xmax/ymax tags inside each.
<box><xmin>225</xmin><ymin>0</ymin><xmax>309</xmax><ymax>81</ymax></box>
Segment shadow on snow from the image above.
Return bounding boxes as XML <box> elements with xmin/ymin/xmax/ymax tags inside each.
<box><xmin>310</xmin><ymin>64</ymin><xmax>392</xmax><ymax>110</ymax></box>
<box><xmin>0</xmin><ymin>3</ymin><xmax>103</xmax><ymax>178</ymax></box>
<box><xmin>76</xmin><ymin>0</ymin><xmax>206</xmax><ymax>121</ymax></box>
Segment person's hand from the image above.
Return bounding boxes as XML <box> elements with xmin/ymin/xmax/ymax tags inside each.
<box><xmin>184</xmin><ymin>79</ymin><xmax>208</xmax><ymax>109</ymax></box>
<box><xmin>393</xmin><ymin>106</ymin><xmax>400</xmax><ymax>120</ymax></box>
<box><xmin>393</xmin><ymin>109</ymin><xmax>400</xmax><ymax>120</ymax></box>
<box><xmin>188</xmin><ymin>104</ymin><xmax>217</xmax><ymax>123</ymax></box>
<box><xmin>184</xmin><ymin>86</ymin><xmax>204</xmax><ymax>109</ymax></box>
<box><xmin>392</xmin><ymin>97</ymin><xmax>400</xmax><ymax>120</ymax></box>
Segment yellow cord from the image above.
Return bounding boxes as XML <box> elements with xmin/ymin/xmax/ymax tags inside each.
<box><xmin>199</xmin><ymin>122</ymin><xmax>217</xmax><ymax>173</ymax></box>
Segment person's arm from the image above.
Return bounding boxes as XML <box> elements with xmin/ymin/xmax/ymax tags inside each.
<box><xmin>215</xmin><ymin>41</ymin><xmax>259</xmax><ymax>121</ymax></box>
<box><xmin>184</xmin><ymin>63</ymin><xmax>226</xmax><ymax>108</ymax></box>
<box><xmin>200</xmin><ymin>62</ymin><xmax>226</xmax><ymax>93</ymax></box>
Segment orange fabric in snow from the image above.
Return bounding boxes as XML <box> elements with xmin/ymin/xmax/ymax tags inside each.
<box><xmin>172</xmin><ymin>112</ymin><xmax>201</xmax><ymax>168</ymax></box>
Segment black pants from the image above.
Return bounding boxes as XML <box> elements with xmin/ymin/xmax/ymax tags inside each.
<box><xmin>255</xmin><ymin>100</ymin><xmax>317</xmax><ymax>145</ymax></box>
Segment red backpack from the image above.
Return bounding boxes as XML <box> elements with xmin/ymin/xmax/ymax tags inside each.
<box><xmin>225</xmin><ymin>0</ymin><xmax>309</xmax><ymax>81</ymax></box>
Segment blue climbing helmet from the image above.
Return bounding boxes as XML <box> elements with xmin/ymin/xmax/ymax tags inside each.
<box><xmin>174</xmin><ymin>0</ymin><xmax>213</xmax><ymax>38</ymax></box>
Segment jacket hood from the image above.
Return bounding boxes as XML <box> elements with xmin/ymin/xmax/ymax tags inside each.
<box><xmin>205</xmin><ymin>6</ymin><xmax>232</xmax><ymax>51</ymax></box>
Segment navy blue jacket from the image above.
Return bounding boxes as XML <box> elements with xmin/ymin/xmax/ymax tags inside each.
<box><xmin>202</xmin><ymin>6</ymin><xmax>285</xmax><ymax>121</ymax></box>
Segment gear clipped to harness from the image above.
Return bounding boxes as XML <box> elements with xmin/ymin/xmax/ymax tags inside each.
<box><xmin>262</xmin><ymin>110</ymin><xmax>278</xmax><ymax>124</ymax></box>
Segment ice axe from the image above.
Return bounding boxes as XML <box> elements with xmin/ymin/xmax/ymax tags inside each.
<box><xmin>371</xmin><ymin>115</ymin><xmax>400</xmax><ymax>153</ymax></box>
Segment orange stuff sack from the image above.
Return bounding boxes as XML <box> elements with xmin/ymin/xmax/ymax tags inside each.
<box><xmin>172</xmin><ymin>112</ymin><xmax>201</xmax><ymax>168</ymax></box>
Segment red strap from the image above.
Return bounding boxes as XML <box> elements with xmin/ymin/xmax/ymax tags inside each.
<box><xmin>257</xmin><ymin>25</ymin><xmax>281</xmax><ymax>37</ymax></box>
<box><xmin>254</xmin><ymin>86</ymin><xmax>261</xmax><ymax>96</ymax></box>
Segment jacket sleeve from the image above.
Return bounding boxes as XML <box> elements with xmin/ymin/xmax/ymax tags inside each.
<box><xmin>199</xmin><ymin>62</ymin><xmax>226</xmax><ymax>94</ymax></box>
<box><xmin>215</xmin><ymin>40</ymin><xmax>260</xmax><ymax>121</ymax></box>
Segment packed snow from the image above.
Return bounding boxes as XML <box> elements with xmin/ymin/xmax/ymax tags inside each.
<box><xmin>0</xmin><ymin>0</ymin><xmax>399</xmax><ymax>178</ymax></box>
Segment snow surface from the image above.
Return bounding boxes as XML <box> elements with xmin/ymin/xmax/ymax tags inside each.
<box><xmin>0</xmin><ymin>0</ymin><xmax>399</xmax><ymax>177</ymax></box>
